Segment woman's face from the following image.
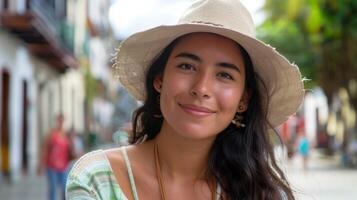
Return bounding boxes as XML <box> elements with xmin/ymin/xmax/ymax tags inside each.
<box><xmin>154</xmin><ymin>33</ymin><xmax>248</xmax><ymax>140</ymax></box>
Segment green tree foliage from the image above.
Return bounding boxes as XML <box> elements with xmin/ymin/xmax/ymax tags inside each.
<box><xmin>258</xmin><ymin>0</ymin><xmax>357</xmax><ymax>108</ymax></box>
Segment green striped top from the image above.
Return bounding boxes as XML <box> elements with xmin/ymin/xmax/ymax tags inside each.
<box><xmin>66</xmin><ymin>147</ymin><xmax>223</xmax><ymax>200</ymax></box>
<box><xmin>66</xmin><ymin>148</ymin><xmax>138</xmax><ymax>200</ymax></box>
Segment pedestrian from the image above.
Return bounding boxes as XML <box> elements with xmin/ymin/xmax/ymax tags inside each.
<box><xmin>281</xmin><ymin>115</ymin><xmax>299</xmax><ymax>159</ymax></box>
<box><xmin>66</xmin><ymin>0</ymin><xmax>304</xmax><ymax>199</ymax></box>
<box><xmin>296</xmin><ymin>114</ymin><xmax>309</xmax><ymax>170</ymax></box>
<box><xmin>297</xmin><ymin>134</ymin><xmax>310</xmax><ymax>170</ymax></box>
<box><xmin>38</xmin><ymin>114</ymin><xmax>70</xmax><ymax>200</ymax></box>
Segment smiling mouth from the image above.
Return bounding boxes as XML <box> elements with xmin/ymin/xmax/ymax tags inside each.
<box><xmin>178</xmin><ymin>103</ymin><xmax>216</xmax><ymax>117</ymax></box>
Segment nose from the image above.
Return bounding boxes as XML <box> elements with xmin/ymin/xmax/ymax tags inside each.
<box><xmin>189</xmin><ymin>72</ymin><xmax>212</xmax><ymax>99</ymax></box>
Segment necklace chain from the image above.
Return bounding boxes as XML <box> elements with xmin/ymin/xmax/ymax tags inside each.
<box><xmin>153</xmin><ymin>143</ymin><xmax>217</xmax><ymax>200</ymax></box>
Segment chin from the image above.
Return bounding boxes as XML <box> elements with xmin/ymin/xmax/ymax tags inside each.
<box><xmin>171</xmin><ymin>123</ymin><xmax>219</xmax><ymax>140</ymax></box>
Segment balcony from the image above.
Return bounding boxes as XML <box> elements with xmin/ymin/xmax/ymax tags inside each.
<box><xmin>0</xmin><ymin>0</ymin><xmax>77</xmax><ymax>72</ymax></box>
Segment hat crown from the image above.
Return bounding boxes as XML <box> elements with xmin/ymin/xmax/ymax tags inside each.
<box><xmin>178</xmin><ymin>0</ymin><xmax>256</xmax><ymax>37</ymax></box>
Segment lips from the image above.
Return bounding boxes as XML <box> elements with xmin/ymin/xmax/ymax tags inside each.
<box><xmin>178</xmin><ymin>103</ymin><xmax>216</xmax><ymax>117</ymax></box>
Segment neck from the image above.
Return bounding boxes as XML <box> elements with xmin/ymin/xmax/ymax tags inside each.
<box><xmin>55</xmin><ymin>126</ymin><xmax>64</xmax><ymax>134</ymax></box>
<box><xmin>152</xmin><ymin>121</ymin><xmax>216</xmax><ymax>183</ymax></box>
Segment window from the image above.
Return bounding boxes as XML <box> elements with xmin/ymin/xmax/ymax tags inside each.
<box><xmin>3</xmin><ymin>0</ymin><xmax>9</xmax><ymax>10</ymax></box>
<box><xmin>26</xmin><ymin>0</ymin><xmax>30</xmax><ymax>9</ymax></box>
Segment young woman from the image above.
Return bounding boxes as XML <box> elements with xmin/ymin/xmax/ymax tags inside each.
<box><xmin>66</xmin><ymin>0</ymin><xmax>304</xmax><ymax>199</ymax></box>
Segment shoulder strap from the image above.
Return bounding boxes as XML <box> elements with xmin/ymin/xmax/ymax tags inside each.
<box><xmin>216</xmin><ymin>183</ymin><xmax>222</xmax><ymax>200</ymax></box>
<box><xmin>121</xmin><ymin>147</ymin><xmax>139</xmax><ymax>200</ymax></box>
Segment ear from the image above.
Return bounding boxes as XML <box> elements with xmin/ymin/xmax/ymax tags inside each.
<box><xmin>237</xmin><ymin>90</ymin><xmax>250</xmax><ymax>113</ymax></box>
<box><xmin>153</xmin><ymin>74</ymin><xmax>163</xmax><ymax>93</ymax></box>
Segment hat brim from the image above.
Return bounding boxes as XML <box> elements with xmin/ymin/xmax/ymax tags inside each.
<box><xmin>114</xmin><ymin>23</ymin><xmax>304</xmax><ymax>127</ymax></box>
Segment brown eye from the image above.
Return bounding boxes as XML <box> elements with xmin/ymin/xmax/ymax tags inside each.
<box><xmin>178</xmin><ymin>63</ymin><xmax>195</xmax><ymax>71</ymax></box>
<box><xmin>217</xmin><ymin>72</ymin><xmax>234</xmax><ymax>80</ymax></box>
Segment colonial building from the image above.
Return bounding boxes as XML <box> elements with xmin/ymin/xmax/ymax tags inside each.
<box><xmin>0</xmin><ymin>0</ymin><xmax>85</xmax><ymax>182</ymax></box>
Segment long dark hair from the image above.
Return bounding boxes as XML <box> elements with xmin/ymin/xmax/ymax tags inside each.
<box><xmin>131</xmin><ymin>34</ymin><xmax>294</xmax><ymax>200</ymax></box>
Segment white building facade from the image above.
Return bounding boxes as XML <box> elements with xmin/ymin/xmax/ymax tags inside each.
<box><xmin>0</xmin><ymin>0</ymin><xmax>85</xmax><ymax>182</ymax></box>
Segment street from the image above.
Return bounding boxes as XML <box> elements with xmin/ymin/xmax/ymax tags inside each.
<box><xmin>0</xmin><ymin>174</ymin><xmax>47</xmax><ymax>200</ymax></box>
<box><xmin>0</xmin><ymin>150</ymin><xmax>356</xmax><ymax>200</ymax></box>
<box><xmin>285</xmin><ymin>151</ymin><xmax>357</xmax><ymax>200</ymax></box>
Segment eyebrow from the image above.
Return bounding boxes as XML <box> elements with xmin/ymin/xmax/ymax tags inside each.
<box><xmin>175</xmin><ymin>52</ymin><xmax>241</xmax><ymax>73</ymax></box>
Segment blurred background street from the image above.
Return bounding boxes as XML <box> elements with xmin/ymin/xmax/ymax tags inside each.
<box><xmin>0</xmin><ymin>0</ymin><xmax>356</xmax><ymax>199</ymax></box>
<box><xmin>285</xmin><ymin>150</ymin><xmax>357</xmax><ymax>200</ymax></box>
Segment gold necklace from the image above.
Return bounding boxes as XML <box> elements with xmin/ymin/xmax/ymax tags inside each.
<box><xmin>154</xmin><ymin>143</ymin><xmax>217</xmax><ymax>200</ymax></box>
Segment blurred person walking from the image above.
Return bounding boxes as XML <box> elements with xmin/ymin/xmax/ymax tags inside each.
<box><xmin>281</xmin><ymin>115</ymin><xmax>299</xmax><ymax>159</ymax></box>
<box><xmin>297</xmin><ymin>115</ymin><xmax>310</xmax><ymax>170</ymax></box>
<box><xmin>38</xmin><ymin>114</ymin><xmax>70</xmax><ymax>200</ymax></box>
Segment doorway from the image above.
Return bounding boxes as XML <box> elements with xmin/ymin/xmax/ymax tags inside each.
<box><xmin>1</xmin><ymin>70</ymin><xmax>10</xmax><ymax>178</ymax></box>
<box><xmin>21</xmin><ymin>80</ymin><xmax>28</xmax><ymax>174</ymax></box>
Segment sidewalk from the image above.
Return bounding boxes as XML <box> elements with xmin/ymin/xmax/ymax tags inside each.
<box><xmin>284</xmin><ymin>150</ymin><xmax>357</xmax><ymax>200</ymax></box>
<box><xmin>0</xmin><ymin>175</ymin><xmax>47</xmax><ymax>200</ymax></box>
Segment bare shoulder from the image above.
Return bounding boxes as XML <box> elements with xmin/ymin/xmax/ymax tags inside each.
<box><xmin>104</xmin><ymin>146</ymin><xmax>148</xmax><ymax>199</ymax></box>
<box><xmin>126</xmin><ymin>142</ymin><xmax>155</xmax><ymax>174</ymax></box>
<box><xmin>104</xmin><ymin>147</ymin><xmax>125</xmax><ymax>164</ymax></box>
<box><xmin>103</xmin><ymin>147</ymin><xmax>128</xmax><ymax>181</ymax></box>
<box><xmin>105</xmin><ymin>144</ymin><xmax>155</xmax><ymax>177</ymax></box>
<box><xmin>104</xmin><ymin>142</ymin><xmax>154</xmax><ymax>173</ymax></box>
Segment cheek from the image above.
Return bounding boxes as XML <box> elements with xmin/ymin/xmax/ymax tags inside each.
<box><xmin>162</xmin><ymin>71</ymin><xmax>191</xmax><ymax>95</ymax></box>
<box><xmin>159</xmin><ymin>73</ymin><xmax>188</xmax><ymax>111</ymax></box>
<box><xmin>215</xmin><ymin>86</ymin><xmax>243</xmax><ymax>111</ymax></box>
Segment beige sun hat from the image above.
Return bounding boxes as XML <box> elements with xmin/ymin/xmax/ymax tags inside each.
<box><xmin>113</xmin><ymin>0</ymin><xmax>304</xmax><ymax>127</ymax></box>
